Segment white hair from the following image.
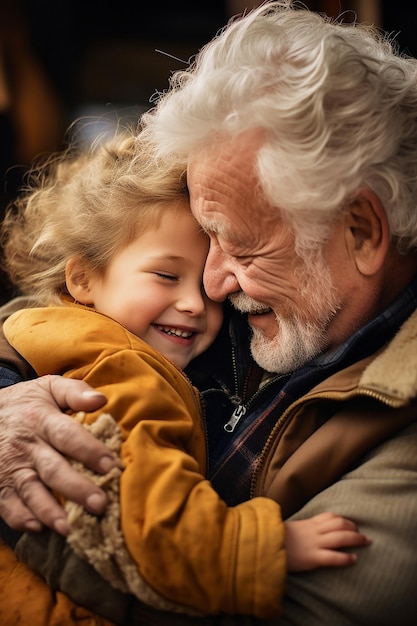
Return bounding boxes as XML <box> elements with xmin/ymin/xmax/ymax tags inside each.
<box><xmin>142</xmin><ymin>0</ymin><xmax>417</xmax><ymax>254</ymax></box>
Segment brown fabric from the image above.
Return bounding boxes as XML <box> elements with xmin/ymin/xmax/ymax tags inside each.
<box><xmin>0</xmin><ymin>296</ymin><xmax>36</xmax><ymax>378</ymax></box>
<box><xmin>261</xmin><ymin>391</ymin><xmax>417</xmax><ymax>518</ymax></box>
<box><xmin>15</xmin><ymin>531</ymin><xmax>130</xmax><ymax>625</ymax></box>
<box><xmin>0</xmin><ymin>540</ymin><xmax>116</xmax><ymax>626</ymax></box>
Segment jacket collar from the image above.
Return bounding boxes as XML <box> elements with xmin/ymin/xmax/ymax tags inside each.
<box><xmin>360</xmin><ymin>307</ymin><xmax>417</xmax><ymax>401</ymax></box>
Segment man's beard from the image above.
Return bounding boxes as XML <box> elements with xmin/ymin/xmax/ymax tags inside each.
<box><xmin>229</xmin><ymin>254</ymin><xmax>341</xmax><ymax>374</ymax></box>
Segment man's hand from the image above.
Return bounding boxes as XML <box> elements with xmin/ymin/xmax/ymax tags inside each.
<box><xmin>0</xmin><ymin>375</ymin><xmax>117</xmax><ymax>535</ymax></box>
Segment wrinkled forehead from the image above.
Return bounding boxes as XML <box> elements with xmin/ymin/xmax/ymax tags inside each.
<box><xmin>187</xmin><ymin>129</ymin><xmax>264</xmax><ymax>173</ymax></box>
<box><xmin>187</xmin><ymin>130</ymin><xmax>270</xmax><ymax>226</ymax></box>
<box><xmin>188</xmin><ymin>130</ymin><xmax>264</xmax><ymax>196</ymax></box>
<box><xmin>188</xmin><ymin>142</ymin><xmax>284</xmax><ymax>260</ymax></box>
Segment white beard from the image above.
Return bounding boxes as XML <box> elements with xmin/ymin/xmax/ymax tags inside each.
<box><xmin>250</xmin><ymin>315</ymin><xmax>330</xmax><ymax>373</ymax></box>
<box><xmin>230</xmin><ymin>254</ymin><xmax>341</xmax><ymax>374</ymax></box>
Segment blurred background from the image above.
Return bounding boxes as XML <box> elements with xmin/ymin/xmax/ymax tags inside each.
<box><xmin>0</xmin><ymin>0</ymin><xmax>416</xmax><ymax>303</ymax></box>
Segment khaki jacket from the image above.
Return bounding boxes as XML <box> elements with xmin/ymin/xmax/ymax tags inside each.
<box><xmin>257</xmin><ymin>308</ymin><xmax>417</xmax><ymax>514</ymax></box>
<box><xmin>261</xmin><ymin>309</ymin><xmax>417</xmax><ymax>626</ymax></box>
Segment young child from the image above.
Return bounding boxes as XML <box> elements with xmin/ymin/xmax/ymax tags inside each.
<box><xmin>0</xmin><ymin>127</ymin><xmax>370</xmax><ymax>624</ymax></box>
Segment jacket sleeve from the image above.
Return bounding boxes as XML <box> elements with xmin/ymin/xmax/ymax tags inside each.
<box><xmin>72</xmin><ymin>348</ymin><xmax>286</xmax><ymax>619</ymax></box>
<box><xmin>277</xmin><ymin>420</ymin><xmax>417</xmax><ymax>626</ymax></box>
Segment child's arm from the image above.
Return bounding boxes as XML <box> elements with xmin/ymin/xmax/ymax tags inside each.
<box><xmin>285</xmin><ymin>512</ymin><xmax>371</xmax><ymax>572</ymax></box>
<box><xmin>4</xmin><ymin>308</ymin><xmax>286</xmax><ymax>619</ymax></box>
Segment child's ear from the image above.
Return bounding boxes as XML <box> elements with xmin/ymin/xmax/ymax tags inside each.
<box><xmin>65</xmin><ymin>257</ymin><xmax>95</xmax><ymax>304</ymax></box>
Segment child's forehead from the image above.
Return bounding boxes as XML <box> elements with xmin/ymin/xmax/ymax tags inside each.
<box><xmin>133</xmin><ymin>200</ymin><xmax>191</xmax><ymax>232</ymax></box>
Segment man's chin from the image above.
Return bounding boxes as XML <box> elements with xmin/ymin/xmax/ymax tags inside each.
<box><xmin>249</xmin><ymin>322</ymin><xmax>325</xmax><ymax>374</ymax></box>
<box><xmin>249</xmin><ymin>329</ymin><xmax>285</xmax><ymax>374</ymax></box>
<box><xmin>247</xmin><ymin>311</ymin><xmax>277</xmax><ymax>337</ymax></box>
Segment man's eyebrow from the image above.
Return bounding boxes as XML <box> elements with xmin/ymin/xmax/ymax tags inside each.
<box><xmin>198</xmin><ymin>217</ymin><xmax>225</xmax><ymax>237</ymax></box>
<box><xmin>201</xmin><ymin>220</ymin><xmax>243</xmax><ymax>247</ymax></box>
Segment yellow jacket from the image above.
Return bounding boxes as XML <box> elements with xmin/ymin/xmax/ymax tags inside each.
<box><xmin>2</xmin><ymin>303</ymin><xmax>285</xmax><ymax>621</ymax></box>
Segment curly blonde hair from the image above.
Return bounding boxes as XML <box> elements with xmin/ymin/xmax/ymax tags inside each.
<box><xmin>1</xmin><ymin>125</ymin><xmax>188</xmax><ymax>306</ymax></box>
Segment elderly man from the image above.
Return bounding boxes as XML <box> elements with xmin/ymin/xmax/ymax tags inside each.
<box><xmin>1</xmin><ymin>2</ymin><xmax>417</xmax><ymax>624</ymax></box>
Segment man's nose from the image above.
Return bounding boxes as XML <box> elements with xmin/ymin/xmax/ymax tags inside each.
<box><xmin>203</xmin><ymin>248</ymin><xmax>240</xmax><ymax>302</ymax></box>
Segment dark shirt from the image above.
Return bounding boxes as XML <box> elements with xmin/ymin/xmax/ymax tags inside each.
<box><xmin>0</xmin><ymin>366</ymin><xmax>23</xmax><ymax>387</ymax></box>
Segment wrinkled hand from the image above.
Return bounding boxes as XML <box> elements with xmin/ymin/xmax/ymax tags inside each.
<box><xmin>0</xmin><ymin>375</ymin><xmax>117</xmax><ymax>535</ymax></box>
<box><xmin>285</xmin><ymin>512</ymin><xmax>371</xmax><ymax>572</ymax></box>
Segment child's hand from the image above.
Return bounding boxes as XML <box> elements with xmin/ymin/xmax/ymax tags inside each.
<box><xmin>285</xmin><ymin>512</ymin><xmax>371</xmax><ymax>572</ymax></box>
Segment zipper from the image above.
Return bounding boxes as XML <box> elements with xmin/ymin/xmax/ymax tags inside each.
<box><xmin>222</xmin><ymin>334</ymin><xmax>248</xmax><ymax>433</ymax></box>
<box><xmin>223</xmin><ymin>367</ymin><xmax>288</xmax><ymax>433</ymax></box>
<box><xmin>224</xmin><ymin>404</ymin><xmax>247</xmax><ymax>432</ymax></box>
<box><xmin>249</xmin><ymin>386</ymin><xmax>406</xmax><ymax>499</ymax></box>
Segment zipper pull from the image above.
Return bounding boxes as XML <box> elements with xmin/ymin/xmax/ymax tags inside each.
<box><xmin>224</xmin><ymin>404</ymin><xmax>247</xmax><ymax>433</ymax></box>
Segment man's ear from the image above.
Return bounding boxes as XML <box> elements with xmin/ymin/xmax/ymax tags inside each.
<box><xmin>65</xmin><ymin>257</ymin><xmax>95</xmax><ymax>304</ymax></box>
<box><xmin>345</xmin><ymin>188</ymin><xmax>390</xmax><ymax>276</ymax></box>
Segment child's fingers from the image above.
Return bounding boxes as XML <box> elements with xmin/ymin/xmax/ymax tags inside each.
<box><xmin>315</xmin><ymin>548</ymin><xmax>359</xmax><ymax>568</ymax></box>
<box><xmin>312</xmin><ymin>512</ymin><xmax>361</xmax><ymax>534</ymax></box>
<box><xmin>318</xmin><ymin>528</ymin><xmax>372</xmax><ymax>550</ymax></box>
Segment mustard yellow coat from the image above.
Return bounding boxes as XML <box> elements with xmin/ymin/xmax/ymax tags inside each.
<box><xmin>2</xmin><ymin>303</ymin><xmax>285</xmax><ymax>622</ymax></box>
